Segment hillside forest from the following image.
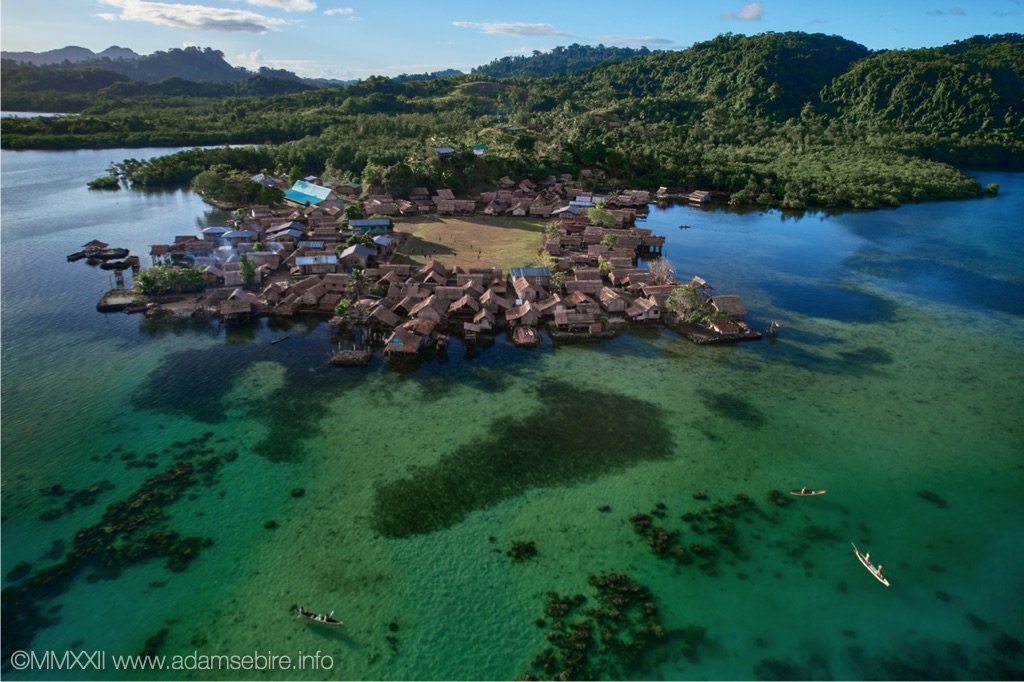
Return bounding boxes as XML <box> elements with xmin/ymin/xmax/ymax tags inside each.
<box><xmin>2</xmin><ymin>33</ymin><xmax>1022</xmax><ymax>210</ymax></box>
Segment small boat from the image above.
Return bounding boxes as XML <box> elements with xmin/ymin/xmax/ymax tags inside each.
<box><xmin>294</xmin><ymin>606</ymin><xmax>344</xmax><ymax>626</ymax></box>
<box><xmin>679</xmin><ymin>224</ymin><xmax>692</xmax><ymax>229</ymax></box>
<box><xmin>125</xmin><ymin>302</ymin><xmax>157</xmax><ymax>314</ymax></box>
<box><xmin>271</xmin><ymin>334</ymin><xmax>290</xmax><ymax>345</ymax></box>
<box><xmin>789</xmin><ymin>487</ymin><xmax>826</xmax><ymax>496</ymax></box>
<box><xmin>851</xmin><ymin>543</ymin><xmax>890</xmax><ymax>587</ymax></box>
<box><xmin>512</xmin><ymin>326</ymin><xmax>539</xmax><ymax>347</ymax></box>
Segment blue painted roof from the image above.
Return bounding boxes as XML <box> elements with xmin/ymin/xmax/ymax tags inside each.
<box><xmin>284</xmin><ymin>180</ymin><xmax>332</xmax><ymax>205</ymax></box>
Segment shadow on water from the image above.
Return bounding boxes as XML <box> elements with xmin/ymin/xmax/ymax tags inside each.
<box><xmin>132</xmin><ymin>320</ymin><xmax>374</xmax><ymax>462</ymax></box>
<box><xmin>700</xmin><ymin>391</ymin><xmax>767</xmax><ymax>429</ymax></box>
<box><xmin>370</xmin><ymin>380</ymin><xmax>675</xmax><ymax>538</ymax></box>
<box><xmin>766</xmin><ymin>282</ymin><xmax>897</xmax><ymax>324</ymax></box>
<box><xmin>848</xmin><ymin>255</ymin><xmax>1024</xmax><ymax>316</ymax></box>
<box><xmin>768</xmin><ymin>340</ymin><xmax>894</xmax><ymax>378</ymax></box>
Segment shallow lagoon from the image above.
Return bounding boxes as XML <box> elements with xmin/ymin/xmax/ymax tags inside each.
<box><xmin>1</xmin><ymin>149</ymin><xmax>1022</xmax><ymax>679</ymax></box>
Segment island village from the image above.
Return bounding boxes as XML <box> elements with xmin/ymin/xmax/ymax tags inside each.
<box><xmin>88</xmin><ymin>166</ymin><xmax>763</xmax><ymax>365</ymax></box>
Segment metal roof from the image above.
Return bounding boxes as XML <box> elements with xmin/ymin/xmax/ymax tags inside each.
<box><xmin>296</xmin><ymin>255</ymin><xmax>338</xmax><ymax>266</ymax></box>
<box><xmin>510</xmin><ymin>267</ymin><xmax>552</xmax><ymax>279</ymax></box>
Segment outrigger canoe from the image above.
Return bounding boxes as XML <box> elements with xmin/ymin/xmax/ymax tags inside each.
<box><xmin>789</xmin><ymin>487</ymin><xmax>826</xmax><ymax>496</ymax></box>
<box><xmin>294</xmin><ymin>606</ymin><xmax>344</xmax><ymax>626</ymax></box>
<box><xmin>851</xmin><ymin>542</ymin><xmax>890</xmax><ymax>587</ymax></box>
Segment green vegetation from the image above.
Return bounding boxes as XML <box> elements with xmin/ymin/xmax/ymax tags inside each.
<box><xmin>87</xmin><ymin>175</ymin><xmax>120</xmax><ymax>190</ymax></box>
<box><xmin>334</xmin><ymin>298</ymin><xmax>352</xmax><ymax>314</ymax></box>
<box><xmin>134</xmin><ymin>266</ymin><xmax>205</xmax><ymax>295</ymax></box>
<box><xmin>589</xmin><ymin>205</ymin><xmax>618</xmax><ymax>228</ymax></box>
<box><xmin>239</xmin><ymin>254</ymin><xmax>256</xmax><ymax>288</ymax></box>
<box><xmin>472</xmin><ymin>44</ymin><xmax>647</xmax><ymax>78</ymax></box>
<box><xmin>666</xmin><ymin>285</ymin><xmax>721</xmax><ymax>325</ymax></box>
<box><xmin>191</xmin><ymin>164</ymin><xmax>283</xmax><ymax>206</ymax></box>
<box><xmin>3</xmin><ymin>32</ymin><xmax>1022</xmax><ymax>211</ymax></box>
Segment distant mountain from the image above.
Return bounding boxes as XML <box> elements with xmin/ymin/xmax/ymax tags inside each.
<box><xmin>1</xmin><ymin>45</ymin><xmax>139</xmax><ymax>65</ymax></box>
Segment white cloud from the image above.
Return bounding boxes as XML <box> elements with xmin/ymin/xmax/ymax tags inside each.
<box><xmin>98</xmin><ymin>0</ymin><xmax>287</xmax><ymax>32</ymax></box>
<box><xmin>721</xmin><ymin>2</ymin><xmax>764</xmax><ymax>21</ymax></box>
<box><xmin>324</xmin><ymin>7</ymin><xmax>360</xmax><ymax>20</ymax></box>
<box><xmin>452</xmin><ymin>21</ymin><xmax>571</xmax><ymax>37</ymax></box>
<box><xmin>504</xmin><ymin>46</ymin><xmax>546</xmax><ymax>55</ymax></box>
<box><xmin>234</xmin><ymin>49</ymin><xmax>313</xmax><ymax>71</ymax></box>
<box><xmin>596</xmin><ymin>35</ymin><xmax>675</xmax><ymax>48</ymax></box>
<box><xmin>244</xmin><ymin>0</ymin><xmax>316</xmax><ymax>11</ymax></box>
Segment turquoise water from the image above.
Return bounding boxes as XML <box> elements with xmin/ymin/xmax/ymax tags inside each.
<box><xmin>1</xmin><ymin>149</ymin><xmax>1022</xmax><ymax>680</ymax></box>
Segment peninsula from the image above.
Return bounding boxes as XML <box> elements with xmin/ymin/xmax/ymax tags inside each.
<box><xmin>92</xmin><ymin>172</ymin><xmax>760</xmax><ymax>363</ymax></box>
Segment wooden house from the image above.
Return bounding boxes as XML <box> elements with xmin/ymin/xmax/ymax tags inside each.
<box><xmin>687</xmin><ymin>190</ymin><xmax>712</xmax><ymax>205</ymax></box>
<box><xmin>710</xmin><ymin>295</ymin><xmax>747</xmax><ymax>319</ymax></box>
<box><xmin>512</xmin><ymin>276</ymin><xmax>543</xmax><ymax>302</ymax></box>
<box><xmin>626</xmin><ymin>296</ymin><xmax>661</xmax><ymax>322</ymax></box>
<box><xmin>479</xmin><ymin>288</ymin><xmax>513</xmax><ymax>312</ymax></box>
<box><xmin>410</xmin><ymin>295</ymin><xmax>444</xmax><ymax>323</ymax></box>
<box><xmin>599</xmin><ymin>287</ymin><xmax>629</xmax><ymax>313</ymax></box>
<box><xmin>338</xmin><ymin>244</ymin><xmax>375</xmax><ymax>270</ymax></box>
<box><xmin>506</xmin><ymin>301</ymin><xmax>539</xmax><ymax>327</ymax></box>
<box><xmin>368</xmin><ymin>304</ymin><xmax>401</xmax><ymax>329</ymax></box>
<box><xmin>448</xmin><ymin>294</ymin><xmax>481</xmax><ymax>317</ymax></box>
<box><xmin>473</xmin><ymin>308</ymin><xmax>496</xmax><ymax>331</ymax></box>
<box><xmin>554</xmin><ymin>309</ymin><xmax>600</xmax><ymax>331</ymax></box>
<box><xmin>219</xmin><ymin>299</ymin><xmax>253</xmax><ymax>320</ymax></box>
<box><xmin>384</xmin><ymin>327</ymin><xmax>424</xmax><ymax>356</ymax></box>
<box><xmin>563</xmin><ymin>290</ymin><xmax>600</xmax><ymax>315</ymax></box>
<box><xmin>640</xmin><ymin>284</ymin><xmax>682</xmax><ymax>307</ymax></box>
<box><xmin>533</xmin><ymin>295</ymin><xmax>561</xmax><ymax>317</ymax></box>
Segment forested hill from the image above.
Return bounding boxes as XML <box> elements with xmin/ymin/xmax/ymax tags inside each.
<box><xmin>472</xmin><ymin>44</ymin><xmax>648</xmax><ymax>78</ymax></box>
<box><xmin>3</xmin><ymin>32</ymin><xmax>1022</xmax><ymax>210</ymax></box>
<box><xmin>578</xmin><ymin>32</ymin><xmax>871</xmax><ymax>121</ymax></box>
<box><xmin>822</xmin><ymin>34</ymin><xmax>1024</xmax><ymax>135</ymax></box>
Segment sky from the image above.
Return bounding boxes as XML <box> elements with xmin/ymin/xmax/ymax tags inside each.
<box><xmin>1</xmin><ymin>0</ymin><xmax>1021</xmax><ymax>80</ymax></box>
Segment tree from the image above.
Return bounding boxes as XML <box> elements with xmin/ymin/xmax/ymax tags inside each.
<box><xmin>133</xmin><ymin>266</ymin><xmax>205</xmax><ymax>295</ymax></box>
<box><xmin>549</xmin><ymin>270</ymin><xmax>567</xmax><ymax>293</ymax></box>
<box><xmin>600</xmin><ymin>234</ymin><xmax>619</xmax><ymax>249</ymax></box>
<box><xmin>648</xmin><ymin>258</ymin><xmax>675</xmax><ymax>284</ymax></box>
<box><xmin>347</xmin><ymin>267</ymin><xmax>367</xmax><ymax>299</ymax></box>
<box><xmin>288</xmin><ymin>165</ymin><xmax>303</xmax><ymax>185</ymax></box>
<box><xmin>588</xmin><ymin>204</ymin><xmax>617</xmax><ymax>228</ymax></box>
<box><xmin>239</xmin><ymin>253</ymin><xmax>256</xmax><ymax>288</ymax></box>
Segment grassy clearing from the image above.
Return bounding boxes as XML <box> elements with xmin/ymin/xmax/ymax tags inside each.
<box><xmin>391</xmin><ymin>215</ymin><xmax>547</xmax><ymax>271</ymax></box>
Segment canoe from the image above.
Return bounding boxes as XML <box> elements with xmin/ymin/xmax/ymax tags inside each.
<box><xmin>512</xmin><ymin>325</ymin><xmax>539</xmax><ymax>347</ymax></box>
<box><xmin>294</xmin><ymin>606</ymin><xmax>344</xmax><ymax>626</ymax></box>
<box><xmin>789</xmin><ymin>488</ymin><xmax>826</xmax><ymax>496</ymax></box>
<box><xmin>851</xmin><ymin>542</ymin><xmax>891</xmax><ymax>587</ymax></box>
